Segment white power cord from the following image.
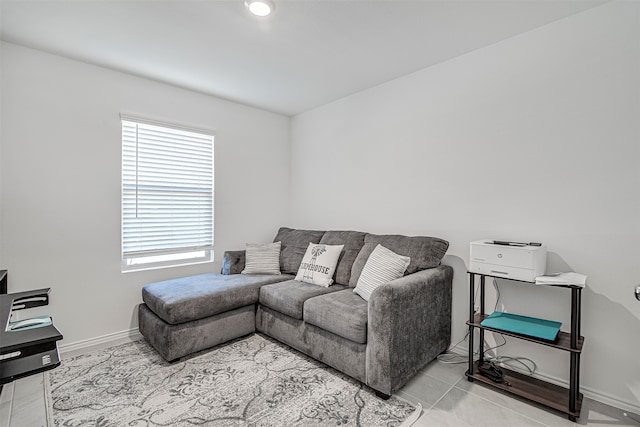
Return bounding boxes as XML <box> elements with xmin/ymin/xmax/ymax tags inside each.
<box><xmin>437</xmin><ymin>278</ymin><xmax>538</xmax><ymax>377</ymax></box>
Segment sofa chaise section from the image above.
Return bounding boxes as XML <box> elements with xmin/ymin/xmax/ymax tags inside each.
<box><xmin>139</xmin><ymin>272</ymin><xmax>292</xmax><ymax>361</ymax></box>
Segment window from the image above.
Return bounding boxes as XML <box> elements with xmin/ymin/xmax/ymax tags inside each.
<box><xmin>121</xmin><ymin>115</ymin><xmax>214</xmax><ymax>272</ymax></box>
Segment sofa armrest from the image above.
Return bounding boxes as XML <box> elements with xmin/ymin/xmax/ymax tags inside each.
<box><xmin>221</xmin><ymin>250</ymin><xmax>246</xmax><ymax>275</ymax></box>
<box><xmin>366</xmin><ymin>265</ymin><xmax>453</xmax><ymax>395</ymax></box>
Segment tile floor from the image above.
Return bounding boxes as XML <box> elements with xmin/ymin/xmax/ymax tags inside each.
<box><xmin>0</xmin><ymin>373</ymin><xmax>50</xmax><ymax>427</ymax></box>
<box><xmin>2</xmin><ymin>337</ymin><xmax>639</xmax><ymax>427</ymax></box>
<box><xmin>396</xmin><ymin>358</ymin><xmax>640</xmax><ymax>427</ymax></box>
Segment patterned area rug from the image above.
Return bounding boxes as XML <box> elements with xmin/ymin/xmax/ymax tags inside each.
<box><xmin>47</xmin><ymin>334</ymin><xmax>419</xmax><ymax>426</ymax></box>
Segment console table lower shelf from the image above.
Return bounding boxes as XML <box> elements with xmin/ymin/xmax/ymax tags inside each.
<box><xmin>466</xmin><ymin>361</ymin><xmax>583</xmax><ymax>421</ymax></box>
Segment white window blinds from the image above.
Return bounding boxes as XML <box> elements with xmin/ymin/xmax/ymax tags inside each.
<box><xmin>121</xmin><ymin>117</ymin><xmax>214</xmax><ymax>268</ymax></box>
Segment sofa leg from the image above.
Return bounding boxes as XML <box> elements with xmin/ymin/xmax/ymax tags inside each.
<box><xmin>375</xmin><ymin>390</ymin><xmax>391</xmax><ymax>400</ymax></box>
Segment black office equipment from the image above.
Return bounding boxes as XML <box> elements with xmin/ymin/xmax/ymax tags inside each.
<box><xmin>478</xmin><ymin>361</ymin><xmax>510</xmax><ymax>386</ymax></box>
<box><xmin>0</xmin><ymin>288</ymin><xmax>63</xmax><ymax>384</ymax></box>
<box><xmin>0</xmin><ymin>270</ymin><xmax>7</xmax><ymax>295</ymax></box>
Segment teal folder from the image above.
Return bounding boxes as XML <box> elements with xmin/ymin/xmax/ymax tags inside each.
<box><xmin>480</xmin><ymin>311</ymin><xmax>562</xmax><ymax>341</ymax></box>
<box><xmin>8</xmin><ymin>315</ymin><xmax>52</xmax><ymax>331</ymax></box>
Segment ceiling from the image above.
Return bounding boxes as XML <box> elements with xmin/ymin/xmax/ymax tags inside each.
<box><xmin>0</xmin><ymin>0</ymin><xmax>605</xmax><ymax>116</ymax></box>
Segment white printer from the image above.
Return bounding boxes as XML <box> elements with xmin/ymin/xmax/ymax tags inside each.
<box><xmin>469</xmin><ymin>240</ymin><xmax>547</xmax><ymax>282</ymax></box>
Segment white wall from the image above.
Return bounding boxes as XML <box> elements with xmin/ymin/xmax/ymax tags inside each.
<box><xmin>0</xmin><ymin>49</ymin><xmax>3</xmax><ymax>270</ymax></box>
<box><xmin>290</xmin><ymin>1</ymin><xmax>639</xmax><ymax>411</ymax></box>
<box><xmin>0</xmin><ymin>42</ymin><xmax>290</xmax><ymax>345</ymax></box>
<box><xmin>1</xmin><ymin>0</ymin><xmax>638</xmax><ymax>413</ymax></box>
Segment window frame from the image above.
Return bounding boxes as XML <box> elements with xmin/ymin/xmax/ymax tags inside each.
<box><xmin>120</xmin><ymin>114</ymin><xmax>215</xmax><ymax>273</ymax></box>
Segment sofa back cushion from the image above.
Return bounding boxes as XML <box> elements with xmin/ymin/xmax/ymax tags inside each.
<box><xmin>319</xmin><ymin>230</ymin><xmax>366</xmax><ymax>286</ymax></box>
<box><xmin>273</xmin><ymin>227</ymin><xmax>326</xmax><ymax>275</ymax></box>
<box><xmin>349</xmin><ymin>233</ymin><xmax>449</xmax><ymax>287</ymax></box>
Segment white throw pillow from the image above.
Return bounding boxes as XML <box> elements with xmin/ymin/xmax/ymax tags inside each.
<box><xmin>354</xmin><ymin>244</ymin><xmax>410</xmax><ymax>301</ymax></box>
<box><xmin>241</xmin><ymin>241</ymin><xmax>281</xmax><ymax>275</ymax></box>
<box><xmin>295</xmin><ymin>243</ymin><xmax>344</xmax><ymax>287</ymax></box>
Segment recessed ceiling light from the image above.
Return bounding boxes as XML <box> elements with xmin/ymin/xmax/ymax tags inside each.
<box><xmin>245</xmin><ymin>0</ymin><xmax>275</xmax><ymax>17</ymax></box>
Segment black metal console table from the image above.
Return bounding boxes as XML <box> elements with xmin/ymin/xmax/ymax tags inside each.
<box><xmin>466</xmin><ymin>272</ymin><xmax>584</xmax><ymax>421</ymax></box>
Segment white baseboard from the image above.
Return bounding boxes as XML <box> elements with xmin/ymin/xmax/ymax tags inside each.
<box><xmin>534</xmin><ymin>370</ymin><xmax>640</xmax><ymax>416</ymax></box>
<box><xmin>448</xmin><ymin>346</ymin><xmax>640</xmax><ymax>415</ymax></box>
<box><xmin>58</xmin><ymin>328</ymin><xmax>143</xmax><ymax>356</ymax></box>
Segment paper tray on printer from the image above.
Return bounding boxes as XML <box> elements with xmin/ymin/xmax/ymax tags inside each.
<box><xmin>0</xmin><ymin>341</ymin><xmax>61</xmax><ymax>384</ymax></box>
<box><xmin>480</xmin><ymin>311</ymin><xmax>562</xmax><ymax>341</ymax></box>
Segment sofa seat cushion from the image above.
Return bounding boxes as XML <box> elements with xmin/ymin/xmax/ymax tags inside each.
<box><xmin>259</xmin><ymin>280</ymin><xmax>347</xmax><ymax>320</ymax></box>
<box><xmin>142</xmin><ymin>273</ymin><xmax>293</xmax><ymax>325</ymax></box>
<box><xmin>303</xmin><ymin>289</ymin><xmax>368</xmax><ymax>344</ymax></box>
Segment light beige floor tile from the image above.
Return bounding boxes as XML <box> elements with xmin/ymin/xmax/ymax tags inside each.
<box><xmin>412</xmin><ymin>407</ymin><xmax>476</xmax><ymax>427</ymax></box>
<box><xmin>456</xmin><ymin>376</ymin><xmax>576</xmax><ymax>427</ymax></box>
<box><xmin>5</xmin><ymin>373</ymin><xmax>48</xmax><ymax>427</ymax></box>
<box><xmin>0</xmin><ymin>382</ymin><xmax>16</xmax><ymax>427</ymax></box>
<box><xmin>576</xmin><ymin>398</ymin><xmax>640</xmax><ymax>426</ymax></box>
<box><xmin>418</xmin><ymin>386</ymin><xmax>547</xmax><ymax>427</ymax></box>
<box><xmin>420</xmin><ymin>358</ymin><xmax>468</xmax><ymax>386</ymax></box>
<box><xmin>396</xmin><ymin>371</ymin><xmax>455</xmax><ymax>409</ymax></box>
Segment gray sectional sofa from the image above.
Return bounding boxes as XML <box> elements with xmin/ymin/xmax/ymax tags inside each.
<box><xmin>138</xmin><ymin>227</ymin><xmax>453</xmax><ymax>397</ymax></box>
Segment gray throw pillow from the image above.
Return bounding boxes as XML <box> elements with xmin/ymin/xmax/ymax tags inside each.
<box><xmin>353</xmin><ymin>244</ymin><xmax>410</xmax><ymax>301</ymax></box>
<box><xmin>349</xmin><ymin>233</ymin><xmax>449</xmax><ymax>286</ymax></box>
<box><xmin>242</xmin><ymin>242</ymin><xmax>281</xmax><ymax>275</ymax></box>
